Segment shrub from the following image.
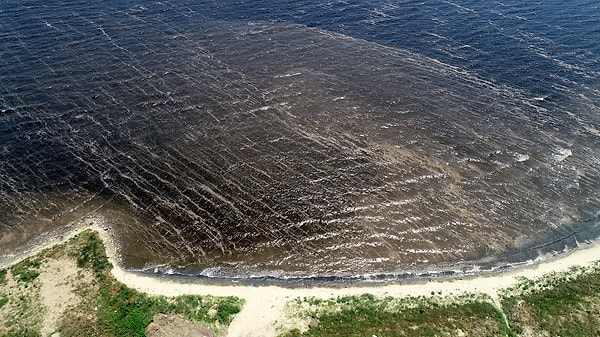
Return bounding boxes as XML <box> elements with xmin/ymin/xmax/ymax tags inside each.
<box><xmin>11</xmin><ymin>258</ymin><xmax>42</xmax><ymax>283</ymax></box>
<box><xmin>74</xmin><ymin>231</ymin><xmax>111</xmax><ymax>274</ymax></box>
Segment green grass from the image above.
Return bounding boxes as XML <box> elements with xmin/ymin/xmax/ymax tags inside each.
<box><xmin>281</xmin><ymin>261</ymin><xmax>600</xmax><ymax>337</ymax></box>
<box><xmin>282</xmin><ymin>293</ymin><xmax>513</xmax><ymax>337</ymax></box>
<box><xmin>0</xmin><ymin>295</ymin><xmax>8</xmax><ymax>309</ymax></box>
<box><xmin>0</xmin><ymin>230</ymin><xmax>244</xmax><ymax>337</ymax></box>
<box><xmin>56</xmin><ymin>230</ymin><xmax>244</xmax><ymax>337</ymax></box>
<box><xmin>10</xmin><ymin>258</ymin><xmax>42</xmax><ymax>283</ymax></box>
<box><xmin>90</xmin><ymin>283</ymin><xmax>243</xmax><ymax>337</ymax></box>
<box><xmin>1</xmin><ymin>329</ymin><xmax>40</xmax><ymax>337</ymax></box>
<box><xmin>70</xmin><ymin>230</ymin><xmax>112</xmax><ymax>279</ymax></box>
<box><xmin>0</xmin><ymin>288</ymin><xmax>44</xmax><ymax>337</ymax></box>
<box><xmin>500</xmin><ymin>262</ymin><xmax>600</xmax><ymax>337</ymax></box>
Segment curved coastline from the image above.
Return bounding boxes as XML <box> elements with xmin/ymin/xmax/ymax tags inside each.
<box><xmin>103</xmin><ymin>229</ymin><xmax>600</xmax><ymax>337</ymax></box>
<box><xmin>3</xmin><ymin>216</ymin><xmax>600</xmax><ymax>289</ymax></box>
<box><xmin>3</xmin><ymin>216</ymin><xmax>600</xmax><ymax>336</ymax></box>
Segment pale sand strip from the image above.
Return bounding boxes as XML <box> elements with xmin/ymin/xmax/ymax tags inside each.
<box><xmin>2</xmin><ymin>217</ymin><xmax>600</xmax><ymax>337</ymax></box>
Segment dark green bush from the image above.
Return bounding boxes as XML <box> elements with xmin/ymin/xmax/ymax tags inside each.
<box><xmin>74</xmin><ymin>231</ymin><xmax>111</xmax><ymax>274</ymax></box>
<box><xmin>11</xmin><ymin>258</ymin><xmax>42</xmax><ymax>283</ymax></box>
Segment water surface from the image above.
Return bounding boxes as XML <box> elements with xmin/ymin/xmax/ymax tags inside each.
<box><xmin>1</xmin><ymin>0</ymin><xmax>599</xmax><ymax>279</ymax></box>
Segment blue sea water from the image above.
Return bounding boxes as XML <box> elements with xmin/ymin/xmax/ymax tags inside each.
<box><xmin>1</xmin><ymin>0</ymin><xmax>599</xmax><ymax>279</ymax></box>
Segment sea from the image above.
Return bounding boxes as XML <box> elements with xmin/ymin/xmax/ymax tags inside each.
<box><xmin>1</xmin><ymin>0</ymin><xmax>599</xmax><ymax>281</ymax></box>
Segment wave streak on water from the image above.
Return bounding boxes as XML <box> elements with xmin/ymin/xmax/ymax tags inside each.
<box><xmin>1</xmin><ymin>0</ymin><xmax>599</xmax><ymax>278</ymax></box>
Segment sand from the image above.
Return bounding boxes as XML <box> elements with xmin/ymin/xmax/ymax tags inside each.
<box><xmin>38</xmin><ymin>257</ymin><xmax>92</xmax><ymax>336</ymax></box>
<box><xmin>3</xmin><ymin>218</ymin><xmax>600</xmax><ymax>337</ymax></box>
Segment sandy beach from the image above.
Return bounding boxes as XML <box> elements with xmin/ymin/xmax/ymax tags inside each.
<box><xmin>2</xmin><ymin>218</ymin><xmax>600</xmax><ymax>337</ymax></box>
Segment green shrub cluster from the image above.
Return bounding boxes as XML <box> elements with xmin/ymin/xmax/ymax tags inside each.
<box><xmin>92</xmin><ymin>283</ymin><xmax>243</xmax><ymax>336</ymax></box>
<box><xmin>170</xmin><ymin>295</ymin><xmax>243</xmax><ymax>325</ymax></box>
<box><xmin>10</xmin><ymin>258</ymin><xmax>42</xmax><ymax>283</ymax></box>
<box><xmin>1</xmin><ymin>230</ymin><xmax>245</xmax><ymax>337</ymax></box>
<box><xmin>73</xmin><ymin>231</ymin><xmax>111</xmax><ymax>275</ymax></box>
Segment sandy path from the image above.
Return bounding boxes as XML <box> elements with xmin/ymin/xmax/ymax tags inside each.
<box><xmin>3</xmin><ymin>218</ymin><xmax>600</xmax><ymax>337</ymax></box>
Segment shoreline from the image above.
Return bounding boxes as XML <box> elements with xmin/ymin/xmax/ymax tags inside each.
<box><xmin>101</xmin><ymin>229</ymin><xmax>600</xmax><ymax>337</ymax></box>
<box><xmin>2</xmin><ymin>219</ymin><xmax>600</xmax><ymax>337</ymax></box>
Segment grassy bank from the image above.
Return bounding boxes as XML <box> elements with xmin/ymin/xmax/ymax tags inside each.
<box><xmin>279</xmin><ymin>261</ymin><xmax>600</xmax><ymax>337</ymax></box>
<box><xmin>500</xmin><ymin>261</ymin><xmax>600</xmax><ymax>337</ymax></box>
<box><xmin>280</xmin><ymin>293</ymin><xmax>512</xmax><ymax>337</ymax></box>
<box><xmin>0</xmin><ymin>230</ymin><xmax>244</xmax><ymax>337</ymax></box>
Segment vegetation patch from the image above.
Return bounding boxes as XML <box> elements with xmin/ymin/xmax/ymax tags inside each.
<box><xmin>0</xmin><ymin>275</ymin><xmax>44</xmax><ymax>336</ymax></box>
<box><xmin>0</xmin><ymin>295</ymin><xmax>8</xmax><ymax>309</ymax></box>
<box><xmin>500</xmin><ymin>261</ymin><xmax>600</xmax><ymax>337</ymax></box>
<box><xmin>4</xmin><ymin>228</ymin><xmax>600</xmax><ymax>337</ymax></box>
<box><xmin>87</xmin><ymin>284</ymin><xmax>242</xmax><ymax>337</ymax></box>
<box><xmin>1</xmin><ymin>229</ymin><xmax>244</xmax><ymax>337</ymax></box>
<box><xmin>57</xmin><ymin>230</ymin><xmax>244</xmax><ymax>337</ymax></box>
<box><xmin>281</xmin><ymin>292</ymin><xmax>513</xmax><ymax>337</ymax></box>
<box><xmin>11</xmin><ymin>257</ymin><xmax>42</xmax><ymax>283</ymax></box>
<box><xmin>72</xmin><ymin>230</ymin><xmax>111</xmax><ymax>274</ymax></box>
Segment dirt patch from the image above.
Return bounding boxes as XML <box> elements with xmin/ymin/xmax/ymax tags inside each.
<box><xmin>39</xmin><ymin>256</ymin><xmax>94</xmax><ymax>336</ymax></box>
<box><xmin>145</xmin><ymin>313</ymin><xmax>218</xmax><ymax>337</ymax></box>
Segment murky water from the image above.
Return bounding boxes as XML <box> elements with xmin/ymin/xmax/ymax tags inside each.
<box><xmin>1</xmin><ymin>0</ymin><xmax>599</xmax><ymax>279</ymax></box>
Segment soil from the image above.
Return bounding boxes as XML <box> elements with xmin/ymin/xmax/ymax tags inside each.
<box><xmin>39</xmin><ymin>257</ymin><xmax>93</xmax><ymax>336</ymax></box>
<box><xmin>145</xmin><ymin>313</ymin><xmax>218</xmax><ymax>337</ymax></box>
